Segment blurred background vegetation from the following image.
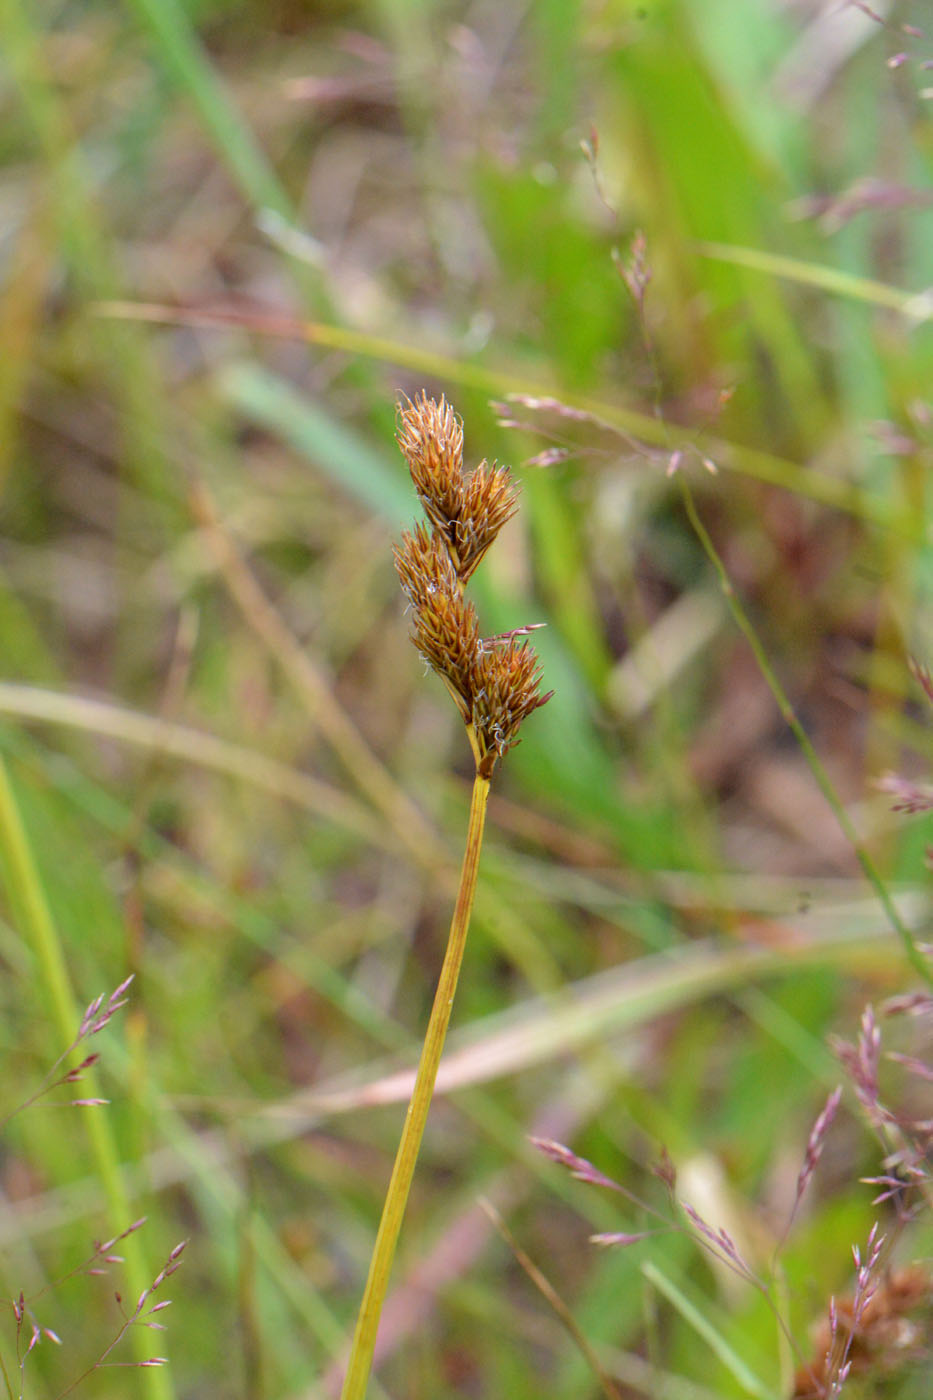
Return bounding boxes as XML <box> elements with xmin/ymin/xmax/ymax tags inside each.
<box><xmin>2</xmin><ymin>0</ymin><xmax>933</xmax><ymax>1396</ymax></box>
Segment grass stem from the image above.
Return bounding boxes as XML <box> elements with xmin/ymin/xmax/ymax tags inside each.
<box><xmin>339</xmin><ymin>772</ymin><xmax>490</xmax><ymax>1400</ymax></box>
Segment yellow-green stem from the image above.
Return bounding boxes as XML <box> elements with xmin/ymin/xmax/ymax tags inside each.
<box><xmin>339</xmin><ymin>772</ymin><xmax>490</xmax><ymax>1400</ymax></box>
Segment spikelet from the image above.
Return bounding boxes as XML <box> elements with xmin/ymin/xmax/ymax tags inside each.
<box><xmin>394</xmin><ymin>393</ymin><xmax>550</xmax><ymax>776</ymax></box>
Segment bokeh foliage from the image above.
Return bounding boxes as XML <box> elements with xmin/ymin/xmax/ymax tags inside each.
<box><xmin>1</xmin><ymin>1</ymin><xmax>932</xmax><ymax>1396</ymax></box>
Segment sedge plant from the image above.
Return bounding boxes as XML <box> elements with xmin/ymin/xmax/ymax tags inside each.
<box><xmin>339</xmin><ymin>394</ymin><xmax>551</xmax><ymax>1399</ymax></box>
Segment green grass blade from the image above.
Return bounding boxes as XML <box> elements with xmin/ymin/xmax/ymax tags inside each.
<box><xmin>217</xmin><ymin>363</ymin><xmax>414</xmax><ymax>525</ymax></box>
<box><xmin>641</xmin><ymin>1261</ymin><xmax>779</xmax><ymax>1400</ymax></box>
<box><xmin>700</xmin><ymin>241</ymin><xmax>933</xmax><ymax>321</ymax></box>
<box><xmin>123</xmin><ymin>0</ymin><xmax>293</xmax><ymax>223</ymax></box>
<box><xmin>101</xmin><ymin>302</ymin><xmax>907</xmax><ymax>528</ymax></box>
<box><xmin>0</xmin><ymin>754</ymin><xmax>172</xmax><ymax>1400</ymax></box>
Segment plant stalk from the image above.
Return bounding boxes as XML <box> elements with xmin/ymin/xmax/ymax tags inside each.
<box><xmin>339</xmin><ymin>771</ymin><xmax>490</xmax><ymax>1400</ymax></box>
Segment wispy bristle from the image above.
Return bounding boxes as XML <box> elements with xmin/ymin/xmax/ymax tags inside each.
<box><xmin>471</xmin><ymin>640</ymin><xmax>552</xmax><ymax>777</ymax></box>
<box><xmin>454</xmin><ymin>460</ymin><xmax>519</xmax><ymax>581</ymax></box>
<box><xmin>396</xmin><ymin>393</ymin><xmax>464</xmax><ymax>536</ymax></box>
<box><xmin>393</xmin><ymin>526</ymin><xmax>479</xmax><ymax>725</ymax></box>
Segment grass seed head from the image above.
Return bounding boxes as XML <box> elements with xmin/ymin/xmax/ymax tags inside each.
<box><xmin>394</xmin><ymin>525</ymin><xmax>480</xmax><ymax>725</ymax></box>
<box><xmin>397</xmin><ymin>392</ymin><xmax>465</xmax><ymax>539</ymax></box>
<box><xmin>394</xmin><ymin>393</ymin><xmax>550</xmax><ymax>776</ymax></box>
<box><xmin>471</xmin><ymin>639</ymin><xmax>552</xmax><ymax>778</ymax></box>
<box><xmin>454</xmin><ymin>461</ymin><xmax>519</xmax><ymax>581</ymax></box>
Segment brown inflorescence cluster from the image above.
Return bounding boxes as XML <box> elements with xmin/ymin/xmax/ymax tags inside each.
<box><xmin>393</xmin><ymin>393</ymin><xmax>551</xmax><ymax>778</ymax></box>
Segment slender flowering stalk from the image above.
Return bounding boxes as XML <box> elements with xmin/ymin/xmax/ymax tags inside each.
<box><xmin>771</xmin><ymin>1085</ymin><xmax>842</xmax><ymax>1262</ymax></box>
<box><xmin>0</xmin><ymin>977</ymin><xmax>134</xmax><ymax>1129</ymax></box>
<box><xmin>339</xmin><ymin>394</ymin><xmax>550</xmax><ymax>1400</ymax></box>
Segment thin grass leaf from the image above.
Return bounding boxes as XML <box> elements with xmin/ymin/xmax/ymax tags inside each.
<box><xmin>641</xmin><ymin>1261</ymin><xmax>780</xmax><ymax>1400</ymax></box>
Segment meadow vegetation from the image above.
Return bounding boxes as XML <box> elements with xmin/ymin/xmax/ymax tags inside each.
<box><xmin>1</xmin><ymin>1</ymin><xmax>933</xmax><ymax>1396</ymax></box>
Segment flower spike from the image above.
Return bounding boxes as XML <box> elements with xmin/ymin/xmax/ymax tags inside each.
<box><xmin>394</xmin><ymin>393</ymin><xmax>550</xmax><ymax>776</ymax></box>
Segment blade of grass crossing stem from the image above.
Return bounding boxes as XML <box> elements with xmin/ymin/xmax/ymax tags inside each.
<box><xmin>100</xmin><ymin>304</ymin><xmax>904</xmax><ymax>530</ymax></box>
<box><xmin>641</xmin><ymin>1261</ymin><xmax>779</xmax><ymax>1400</ymax></box>
<box><xmin>679</xmin><ymin>477</ymin><xmax>931</xmax><ymax>987</ymax></box>
<box><xmin>0</xmin><ymin>754</ymin><xmax>172</xmax><ymax>1400</ymax></box>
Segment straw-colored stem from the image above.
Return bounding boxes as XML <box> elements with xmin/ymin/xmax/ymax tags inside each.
<box><xmin>0</xmin><ymin>753</ymin><xmax>171</xmax><ymax>1400</ymax></box>
<box><xmin>339</xmin><ymin>772</ymin><xmax>490</xmax><ymax>1400</ymax></box>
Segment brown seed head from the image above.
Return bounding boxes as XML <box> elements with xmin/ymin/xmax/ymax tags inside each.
<box><xmin>394</xmin><ymin>394</ymin><xmax>551</xmax><ymax>775</ymax></box>
<box><xmin>470</xmin><ymin>639</ymin><xmax>553</xmax><ymax>778</ymax></box>
<box><xmin>453</xmin><ymin>461</ymin><xmax>519</xmax><ymax>581</ymax></box>
<box><xmin>393</xmin><ymin>525</ymin><xmax>479</xmax><ymax>724</ymax></box>
<box><xmin>393</xmin><ymin>521</ymin><xmax>458</xmax><ymax>612</ymax></box>
<box><xmin>396</xmin><ymin>393</ymin><xmax>464</xmax><ymax>539</ymax></box>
